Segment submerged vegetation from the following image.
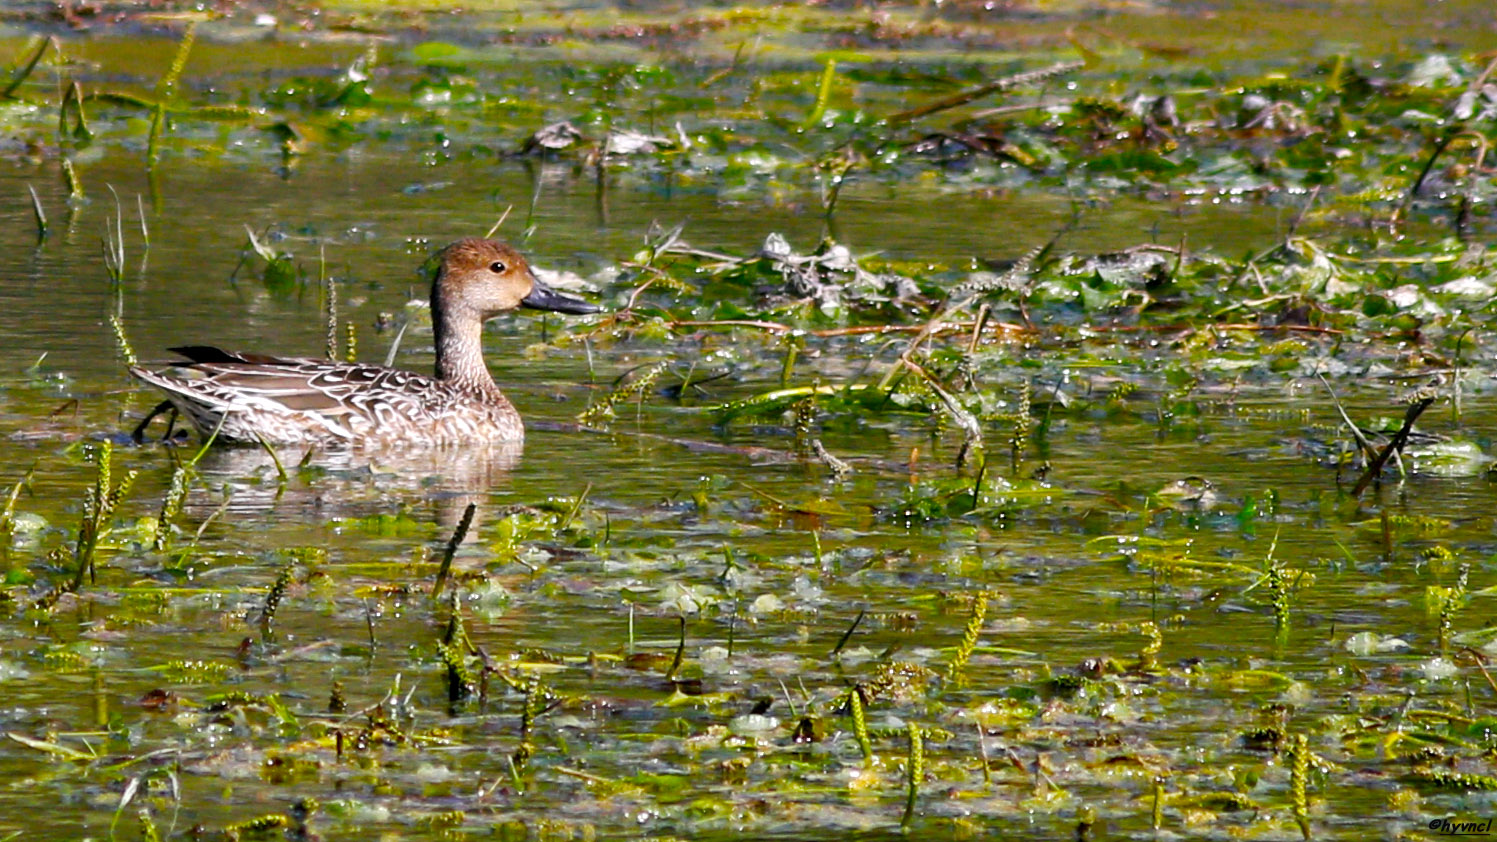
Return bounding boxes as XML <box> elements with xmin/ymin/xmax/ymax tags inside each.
<box><xmin>0</xmin><ymin>0</ymin><xmax>1495</xmax><ymax>839</ymax></box>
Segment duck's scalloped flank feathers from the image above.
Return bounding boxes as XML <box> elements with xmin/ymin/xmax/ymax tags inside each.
<box><xmin>132</xmin><ymin>355</ymin><xmax>525</xmax><ymax>446</ymax></box>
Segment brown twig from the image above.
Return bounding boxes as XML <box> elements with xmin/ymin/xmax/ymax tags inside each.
<box><xmin>1286</xmin><ymin>185</ymin><xmax>1322</xmax><ymax>238</ymax></box>
<box><xmin>885</xmin><ymin>61</ymin><xmax>1085</xmax><ymax>126</ymax></box>
<box><xmin>1084</xmin><ymin>323</ymin><xmax>1343</xmax><ymax>335</ymax></box>
<box><xmin>1454</xmin><ymin>647</ymin><xmax>1497</xmax><ymax>698</ymax></box>
<box><xmin>529</xmin><ymin>419</ymin><xmax>917</xmax><ymax>475</ymax></box>
<box><xmin>1351</xmin><ymin>390</ymin><xmax>1437</xmax><ymax>497</ymax></box>
<box><xmin>901</xmin><ymin>358</ymin><xmax>983</xmax><ymax>468</ymax></box>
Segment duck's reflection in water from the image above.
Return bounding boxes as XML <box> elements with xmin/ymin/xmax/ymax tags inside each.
<box><xmin>177</xmin><ymin>441</ymin><xmax>524</xmax><ymax>535</ymax></box>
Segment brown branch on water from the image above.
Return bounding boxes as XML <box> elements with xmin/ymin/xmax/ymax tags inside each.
<box><xmin>668</xmin><ymin>318</ymin><xmax>1024</xmax><ymax>339</ymax></box>
<box><xmin>885</xmin><ymin>60</ymin><xmax>1085</xmax><ymax>127</ymax></box>
<box><xmin>1351</xmin><ymin>385</ymin><xmax>1439</xmax><ymax>498</ymax></box>
<box><xmin>529</xmin><ymin>419</ymin><xmax>918</xmax><ymax>475</ymax></box>
<box><xmin>662</xmin><ymin>243</ymin><xmax>744</xmax><ymax>263</ymax></box>
<box><xmin>669</xmin><ymin>318</ymin><xmax>801</xmax><ymax>334</ymax></box>
<box><xmin>1084</xmin><ymin>323</ymin><xmax>1344</xmax><ymax>335</ymax></box>
<box><xmin>668</xmin><ymin>317</ymin><xmax>1345</xmax><ymax>342</ymax></box>
<box><xmin>1454</xmin><ymin>647</ymin><xmax>1497</xmax><ymax>698</ymax></box>
<box><xmin>1286</xmin><ymin>185</ymin><xmax>1322</xmax><ymax>238</ymax></box>
<box><xmin>901</xmin><ymin>358</ymin><xmax>983</xmax><ymax>469</ymax></box>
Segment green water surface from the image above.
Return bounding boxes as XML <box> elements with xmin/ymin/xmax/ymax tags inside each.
<box><xmin>0</xmin><ymin>1</ymin><xmax>1494</xmax><ymax>839</ymax></box>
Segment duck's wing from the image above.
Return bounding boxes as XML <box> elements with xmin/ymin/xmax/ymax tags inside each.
<box><xmin>210</xmin><ymin>362</ymin><xmax>442</xmax><ymax>418</ymax></box>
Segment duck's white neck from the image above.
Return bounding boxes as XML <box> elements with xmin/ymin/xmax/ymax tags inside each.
<box><xmin>432</xmin><ymin>301</ymin><xmax>500</xmax><ymax>396</ymax></box>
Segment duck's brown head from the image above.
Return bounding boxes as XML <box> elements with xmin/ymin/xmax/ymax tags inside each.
<box><xmin>434</xmin><ymin>238</ymin><xmax>600</xmax><ymax>318</ymax></box>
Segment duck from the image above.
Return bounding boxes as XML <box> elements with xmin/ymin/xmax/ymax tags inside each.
<box><xmin>130</xmin><ymin>238</ymin><xmax>600</xmax><ymax>447</ymax></box>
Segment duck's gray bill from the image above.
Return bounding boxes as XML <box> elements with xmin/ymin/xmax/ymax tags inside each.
<box><xmin>522</xmin><ymin>280</ymin><xmax>601</xmax><ymax>314</ymax></box>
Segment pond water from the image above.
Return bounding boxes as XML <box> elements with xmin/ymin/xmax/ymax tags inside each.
<box><xmin>1</xmin><ymin>2</ymin><xmax>1496</xmax><ymax>840</ymax></box>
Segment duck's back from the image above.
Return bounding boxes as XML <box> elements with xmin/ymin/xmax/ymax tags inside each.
<box><xmin>130</xmin><ymin>347</ymin><xmax>523</xmax><ymax>446</ymax></box>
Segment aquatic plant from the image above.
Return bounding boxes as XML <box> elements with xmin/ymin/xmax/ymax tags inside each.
<box><xmin>59</xmin><ymin>442</ymin><xmax>137</xmax><ymax>595</ymax></box>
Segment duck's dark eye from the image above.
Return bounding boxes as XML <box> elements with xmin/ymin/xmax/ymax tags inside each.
<box><xmin>489</xmin><ymin>261</ymin><xmax>507</xmax><ymax>273</ymax></box>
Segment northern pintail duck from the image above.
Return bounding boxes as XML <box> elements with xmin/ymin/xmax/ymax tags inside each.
<box><xmin>130</xmin><ymin>238</ymin><xmax>599</xmax><ymax>446</ymax></box>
